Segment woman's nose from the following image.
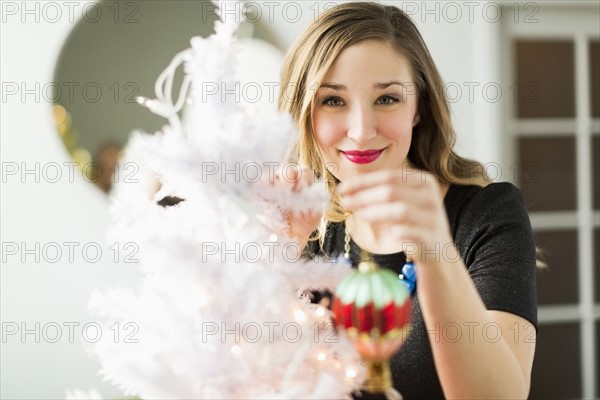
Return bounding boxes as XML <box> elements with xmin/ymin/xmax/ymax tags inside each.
<box><xmin>346</xmin><ymin>105</ymin><xmax>377</xmax><ymax>143</ymax></box>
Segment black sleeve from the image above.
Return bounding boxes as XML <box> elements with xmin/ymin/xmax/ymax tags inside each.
<box><xmin>301</xmin><ymin>236</ymin><xmax>321</xmax><ymax>260</ymax></box>
<box><xmin>454</xmin><ymin>182</ymin><xmax>538</xmax><ymax>330</ymax></box>
<box><xmin>301</xmin><ymin>221</ymin><xmax>345</xmax><ymax>260</ymax></box>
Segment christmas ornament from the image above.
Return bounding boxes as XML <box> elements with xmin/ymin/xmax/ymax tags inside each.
<box><xmin>343</xmin><ymin>230</ymin><xmax>417</xmax><ymax>295</ymax></box>
<box><xmin>399</xmin><ymin>258</ymin><xmax>416</xmax><ymax>295</ymax></box>
<box><xmin>332</xmin><ymin>259</ymin><xmax>413</xmax><ymax>399</ymax></box>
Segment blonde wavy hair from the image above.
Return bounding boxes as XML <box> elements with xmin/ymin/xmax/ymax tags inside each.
<box><xmin>278</xmin><ymin>2</ymin><xmax>490</xmax><ymax>244</ymax></box>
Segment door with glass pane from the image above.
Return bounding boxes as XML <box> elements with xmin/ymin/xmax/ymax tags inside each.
<box><xmin>503</xmin><ymin>3</ymin><xmax>599</xmax><ymax>399</ymax></box>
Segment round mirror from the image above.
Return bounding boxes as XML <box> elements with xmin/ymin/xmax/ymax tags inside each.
<box><xmin>53</xmin><ymin>0</ymin><xmax>284</xmax><ymax>193</ymax></box>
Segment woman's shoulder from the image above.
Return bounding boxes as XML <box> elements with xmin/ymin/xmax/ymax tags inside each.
<box><xmin>446</xmin><ymin>181</ymin><xmax>523</xmax><ymax>205</ymax></box>
<box><xmin>445</xmin><ymin>182</ymin><xmax>529</xmax><ymax>234</ymax></box>
<box><xmin>455</xmin><ymin>181</ymin><xmax>527</xmax><ymax>213</ymax></box>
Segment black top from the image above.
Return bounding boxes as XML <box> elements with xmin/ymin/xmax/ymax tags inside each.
<box><xmin>304</xmin><ymin>182</ymin><xmax>538</xmax><ymax>399</ymax></box>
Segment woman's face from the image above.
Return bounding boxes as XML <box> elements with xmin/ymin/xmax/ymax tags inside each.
<box><xmin>312</xmin><ymin>40</ymin><xmax>420</xmax><ymax>182</ymax></box>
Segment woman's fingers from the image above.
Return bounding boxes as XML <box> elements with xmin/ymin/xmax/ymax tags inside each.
<box><xmin>341</xmin><ymin>183</ymin><xmax>433</xmax><ymax>212</ymax></box>
<box><xmin>340</xmin><ymin>170</ymin><xmax>443</xmax><ymax>219</ymax></box>
<box><xmin>292</xmin><ymin>166</ymin><xmax>316</xmax><ymax>192</ymax></box>
<box><xmin>268</xmin><ymin>165</ymin><xmax>315</xmax><ymax>191</ymax></box>
<box><xmin>266</xmin><ymin>165</ymin><xmax>321</xmax><ymax>241</ymax></box>
<box><xmin>352</xmin><ymin>201</ymin><xmax>435</xmax><ymax>228</ymax></box>
<box><xmin>338</xmin><ymin>167</ymin><xmax>453</xmax><ymax>264</ymax></box>
<box><xmin>338</xmin><ymin>166</ymin><xmax>435</xmax><ymax>195</ymax></box>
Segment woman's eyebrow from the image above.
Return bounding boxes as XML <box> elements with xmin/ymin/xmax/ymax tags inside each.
<box><xmin>374</xmin><ymin>81</ymin><xmax>408</xmax><ymax>89</ymax></box>
<box><xmin>319</xmin><ymin>82</ymin><xmax>346</xmax><ymax>91</ymax></box>
<box><xmin>319</xmin><ymin>81</ymin><xmax>408</xmax><ymax>91</ymax></box>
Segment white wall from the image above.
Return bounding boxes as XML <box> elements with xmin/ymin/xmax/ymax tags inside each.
<box><xmin>1</xmin><ymin>1</ymin><xmax>140</xmax><ymax>398</ymax></box>
<box><xmin>0</xmin><ymin>1</ymin><xmax>503</xmax><ymax>398</ymax></box>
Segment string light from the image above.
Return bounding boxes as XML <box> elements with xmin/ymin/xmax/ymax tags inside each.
<box><xmin>315</xmin><ymin>306</ymin><xmax>326</xmax><ymax>317</ymax></box>
<box><xmin>136</xmin><ymin>96</ymin><xmax>173</xmax><ymax>118</ymax></box>
<box><xmin>345</xmin><ymin>368</ymin><xmax>357</xmax><ymax>379</ymax></box>
<box><xmin>136</xmin><ymin>96</ymin><xmax>153</xmax><ymax>107</ymax></box>
<box><xmin>52</xmin><ymin>104</ymin><xmax>67</xmax><ymax>125</ymax></box>
<box><xmin>317</xmin><ymin>352</ymin><xmax>326</xmax><ymax>361</ymax></box>
<box><xmin>230</xmin><ymin>345</ymin><xmax>241</xmax><ymax>356</ymax></box>
<box><xmin>294</xmin><ymin>309</ymin><xmax>306</xmax><ymax>322</ymax></box>
<box><xmin>196</xmin><ymin>290</ymin><xmax>210</xmax><ymax>308</ymax></box>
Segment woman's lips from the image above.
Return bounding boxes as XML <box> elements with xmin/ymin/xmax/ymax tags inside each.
<box><xmin>340</xmin><ymin>149</ymin><xmax>384</xmax><ymax>164</ymax></box>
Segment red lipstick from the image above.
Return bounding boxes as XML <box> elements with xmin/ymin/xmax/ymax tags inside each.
<box><xmin>340</xmin><ymin>149</ymin><xmax>384</xmax><ymax>164</ymax></box>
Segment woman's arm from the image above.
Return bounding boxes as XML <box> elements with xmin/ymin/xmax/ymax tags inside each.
<box><xmin>418</xmin><ymin>249</ymin><xmax>535</xmax><ymax>398</ymax></box>
<box><xmin>339</xmin><ymin>169</ymin><xmax>536</xmax><ymax>399</ymax></box>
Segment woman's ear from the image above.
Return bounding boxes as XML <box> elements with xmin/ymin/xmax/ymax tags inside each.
<box><xmin>412</xmin><ymin>113</ymin><xmax>420</xmax><ymax>127</ymax></box>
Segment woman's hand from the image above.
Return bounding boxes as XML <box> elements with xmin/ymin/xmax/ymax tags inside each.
<box><xmin>338</xmin><ymin>166</ymin><xmax>452</xmax><ymax>266</ymax></box>
<box><xmin>271</xmin><ymin>166</ymin><xmax>322</xmax><ymax>248</ymax></box>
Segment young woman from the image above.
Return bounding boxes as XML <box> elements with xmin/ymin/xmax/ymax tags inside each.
<box><xmin>278</xmin><ymin>2</ymin><xmax>538</xmax><ymax>399</ymax></box>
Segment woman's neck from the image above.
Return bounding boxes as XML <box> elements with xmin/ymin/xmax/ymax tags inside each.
<box><xmin>345</xmin><ymin>214</ymin><xmax>400</xmax><ymax>255</ymax></box>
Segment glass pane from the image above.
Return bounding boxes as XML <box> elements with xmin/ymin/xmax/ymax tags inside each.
<box><xmin>535</xmin><ymin>230</ymin><xmax>579</xmax><ymax>305</ymax></box>
<box><xmin>596</xmin><ymin>320</ymin><xmax>599</xmax><ymax>396</ymax></box>
<box><xmin>519</xmin><ymin>136</ymin><xmax>577</xmax><ymax>211</ymax></box>
<box><xmin>530</xmin><ymin>323</ymin><xmax>581</xmax><ymax>399</ymax></box>
<box><xmin>590</xmin><ymin>40</ymin><xmax>600</xmax><ymax>118</ymax></box>
<box><xmin>593</xmin><ymin>228</ymin><xmax>600</xmax><ymax>304</ymax></box>
<box><xmin>593</xmin><ymin>136</ymin><xmax>600</xmax><ymax>210</ymax></box>
<box><xmin>515</xmin><ymin>40</ymin><xmax>575</xmax><ymax>118</ymax></box>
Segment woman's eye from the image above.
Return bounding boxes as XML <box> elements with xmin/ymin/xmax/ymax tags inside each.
<box><xmin>322</xmin><ymin>96</ymin><xmax>345</xmax><ymax>107</ymax></box>
<box><xmin>377</xmin><ymin>95</ymin><xmax>400</xmax><ymax>105</ymax></box>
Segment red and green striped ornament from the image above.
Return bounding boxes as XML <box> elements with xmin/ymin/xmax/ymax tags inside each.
<box><xmin>332</xmin><ymin>260</ymin><xmax>413</xmax><ymax>398</ymax></box>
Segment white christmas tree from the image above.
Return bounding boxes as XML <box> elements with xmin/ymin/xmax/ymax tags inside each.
<box><xmin>76</xmin><ymin>1</ymin><xmax>364</xmax><ymax>398</ymax></box>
